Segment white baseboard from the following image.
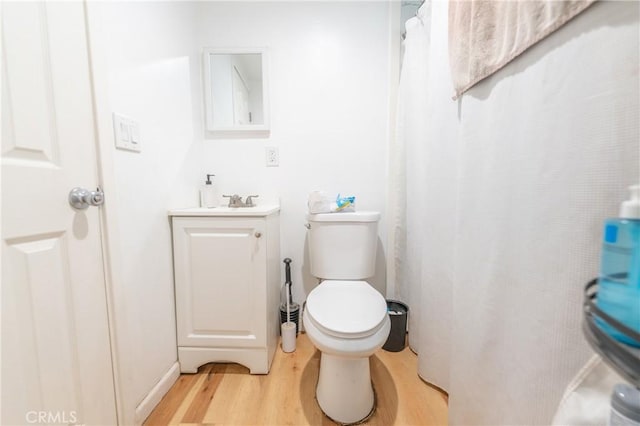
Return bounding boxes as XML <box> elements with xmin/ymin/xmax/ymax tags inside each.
<box><xmin>134</xmin><ymin>362</ymin><xmax>180</xmax><ymax>424</ymax></box>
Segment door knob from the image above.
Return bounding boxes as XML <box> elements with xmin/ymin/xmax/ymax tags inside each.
<box><xmin>69</xmin><ymin>186</ymin><xmax>105</xmax><ymax>210</ymax></box>
<box><xmin>255</xmin><ymin>232</ymin><xmax>262</xmax><ymax>238</ymax></box>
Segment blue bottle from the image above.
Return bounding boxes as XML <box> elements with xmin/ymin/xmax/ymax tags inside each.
<box><xmin>597</xmin><ymin>184</ymin><xmax>640</xmax><ymax>347</ymax></box>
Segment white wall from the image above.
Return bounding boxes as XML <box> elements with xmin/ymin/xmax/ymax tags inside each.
<box><xmin>197</xmin><ymin>1</ymin><xmax>393</xmax><ymax>301</ymax></box>
<box><xmin>91</xmin><ymin>2</ymin><xmax>203</xmax><ymax>423</ymax></box>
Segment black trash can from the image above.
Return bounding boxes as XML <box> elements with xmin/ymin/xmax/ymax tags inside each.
<box><xmin>383</xmin><ymin>300</ymin><xmax>408</xmax><ymax>352</ymax></box>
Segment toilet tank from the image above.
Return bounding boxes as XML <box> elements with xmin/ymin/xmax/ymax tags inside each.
<box><xmin>306</xmin><ymin>211</ymin><xmax>380</xmax><ymax>280</ymax></box>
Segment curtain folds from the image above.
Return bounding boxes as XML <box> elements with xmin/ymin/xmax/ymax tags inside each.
<box><xmin>392</xmin><ymin>4</ymin><xmax>432</xmax><ymax>353</ymax></box>
<box><xmin>393</xmin><ymin>1</ymin><xmax>640</xmax><ymax>424</ymax></box>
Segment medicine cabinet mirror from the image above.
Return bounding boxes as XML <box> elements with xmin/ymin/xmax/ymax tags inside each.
<box><xmin>203</xmin><ymin>48</ymin><xmax>270</xmax><ymax>137</ymax></box>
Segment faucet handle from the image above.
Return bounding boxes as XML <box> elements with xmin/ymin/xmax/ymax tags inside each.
<box><xmin>245</xmin><ymin>195</ymin><xmax>259</xmax><ymax>207</ymax></box>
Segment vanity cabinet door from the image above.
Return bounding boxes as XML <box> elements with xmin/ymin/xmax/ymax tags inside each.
<box><xmin>172</xmin><ymin>217</ymin><xmax>267</xmax><ymax>348</ymax></box>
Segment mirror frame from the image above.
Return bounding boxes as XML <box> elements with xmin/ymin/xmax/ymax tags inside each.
<box><xmin>203</xmin><ymin>47</ymin><xmax>270</xmax><ymax>137</ymax></box>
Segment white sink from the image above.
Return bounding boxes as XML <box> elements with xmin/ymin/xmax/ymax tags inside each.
<box><xmin>169</xmin><ymin>204</ymin><xmax>280</xmax><ymax>217</ymax></box>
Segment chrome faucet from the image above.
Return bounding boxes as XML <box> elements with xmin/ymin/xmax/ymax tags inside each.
<box><xmin>222</xmin><ymin>194</ymin><xmax>259</xmax><ymax>207</ymax></box>
<box><xmin>223</xmin><ymin>194</ymin><xmax>243</xmax><ymax>207</ymax></box>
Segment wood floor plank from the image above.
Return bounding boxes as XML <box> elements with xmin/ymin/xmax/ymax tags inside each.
<box><xmin>166</xmin><ymin>370</ymin><xmax>211</xmax><ymax>425</ymax></box>
<box><xmin>200</xmin><ymin>362</ymin><xmax>269</xmax><ymax>425</ymax></box>
<box><xmin>182</xmin><ymin>364</ymin><xmax>226</xmax><ymax>423</ymax></box>
<box><xmin>143</xmin><ymin>365</ymin><xmax>206</xmax><ymax>426</ymax></box>
<box><xmin>144</xmin><ymin>334</ymin><xmax>448</xmax><ymax>426</ymax></box>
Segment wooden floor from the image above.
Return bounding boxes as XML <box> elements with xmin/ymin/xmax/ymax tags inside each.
<box><xmin>144</xmin><ymin>334</ymin><xmax>448</xmax><ymax>425</ymax></box>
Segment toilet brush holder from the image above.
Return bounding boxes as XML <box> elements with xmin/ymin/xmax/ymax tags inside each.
<box><xmin>281</xmin><ymin>322</ymin><xmax>297</xmax><ymax>353</ymax></box>
<box><xmin>279</xmin><ymin>302</ymin><xmax>300</xmax><ymax>334</ymax></box>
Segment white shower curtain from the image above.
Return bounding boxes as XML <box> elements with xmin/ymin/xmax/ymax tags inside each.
<box><xmin>392</xmin><ymin>1</ymin><xmax>640</xmax><ymax>424</ymax></box>
<box><xmin>391</xmin><ymin>4</ymin><xmax>432</xmax><ymax>353</ymax></box>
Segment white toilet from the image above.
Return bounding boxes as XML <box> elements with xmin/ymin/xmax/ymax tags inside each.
<box><xmin>303</xmin><ymin>211</ymin><xmax>390</xmax><ymax>424</ymax></box>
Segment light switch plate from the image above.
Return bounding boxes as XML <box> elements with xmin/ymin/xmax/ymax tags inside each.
<box><xmin>113</xmin><ymin>113</ymin><xmax>141</xmax><ymax>152</ymax></box>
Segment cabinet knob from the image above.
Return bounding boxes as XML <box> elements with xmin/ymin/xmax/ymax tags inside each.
<box><xmin>255</xmin><ymin>232</ymin><xmax>262</xmax><ymax>238</ymax></box>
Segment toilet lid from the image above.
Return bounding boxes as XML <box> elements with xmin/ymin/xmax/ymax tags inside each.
<box><xmin>306</xmin><ymin>281</ymin><xmax>387</xmax><ymax>336</ymax></box>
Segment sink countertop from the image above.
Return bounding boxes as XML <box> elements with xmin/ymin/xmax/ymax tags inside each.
<box><xmin>169</xmin><ymin>204</ymin><xmax>280</xmax><ymax>217</ymax></box>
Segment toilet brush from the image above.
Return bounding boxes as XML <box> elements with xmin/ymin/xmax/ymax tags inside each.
<box><xmin>280</xmin><ymin>258</ymin><xmax>300</xmax><ymax>333</ymax></box>
<box><xmin>287</xmin><ymin>281</ymin><xmax>291</xmax><ymax>323</ymax></box>
<box><xmin>281</xmin><ymin>259</ymin><xmax>296</xmax><ymax>353</ymax></box>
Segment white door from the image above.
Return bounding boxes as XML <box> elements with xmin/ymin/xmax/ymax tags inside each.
<box><xmin>1</xmin><ymin>2</ymin><xmax>117</xmax><ymax>425</ymax></box>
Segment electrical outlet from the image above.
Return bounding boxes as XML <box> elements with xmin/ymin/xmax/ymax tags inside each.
<box><xmin>266</xmin><ymin>146</ymin><xmax>279</xmax><ymax>167</ymax></box>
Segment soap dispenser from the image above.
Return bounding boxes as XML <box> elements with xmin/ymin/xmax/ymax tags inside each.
<box><xmin>597</xmin><ymin>184</ymin><xmax>640</xmax><ymax>346</ymax></box>
<box><xmin>200</xmin><ymin>174</ymin><xmax>218</xmax><ymax>208</ymax></box>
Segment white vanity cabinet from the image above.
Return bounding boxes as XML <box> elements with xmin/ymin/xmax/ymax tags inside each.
<box><xmin>169</xmin><ymin>206</ymin><xmax>280</xmax><ymax>374</ymax></box>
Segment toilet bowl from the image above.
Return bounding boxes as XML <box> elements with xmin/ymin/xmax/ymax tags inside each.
<box><xmin>303</xmin><ymin>280</ymin><xmax>390</xmax><ymax>424</ymax></box>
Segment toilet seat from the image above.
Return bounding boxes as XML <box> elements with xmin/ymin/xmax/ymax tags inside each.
<box><xmin>306</xmin><ymin>280</ymin><xmax>388</xmax><ymax>339</ymax></box>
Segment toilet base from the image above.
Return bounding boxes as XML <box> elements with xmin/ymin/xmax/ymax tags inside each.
<box><xmin>316</xmin><ymin>352</ymin><xmax>376</xmax><ymax>424</ymax></box>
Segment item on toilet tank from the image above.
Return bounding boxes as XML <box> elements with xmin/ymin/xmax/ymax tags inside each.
<box><xmin>200</xmin><ymin>174</ymin><xmax>218</xmax><ymax>208</ymax></box>
<box><xmin>307</xmin><ymin>191</ymin><xmax>356</xmax><ymax>214</ymax></box>
<box><xmin>597</xmin><ymin>184</ymin><xmax>640</xmax><ymax>347</ymax></box>
<box><xmin>308</xmin><ymin>191</ymin><xmax>333</xmax><ymax>214</ymax></box>
<box><xmin>335</xmin><ymin>194</ymin><xmax>355</xmax><ymax>212</ymax></box>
